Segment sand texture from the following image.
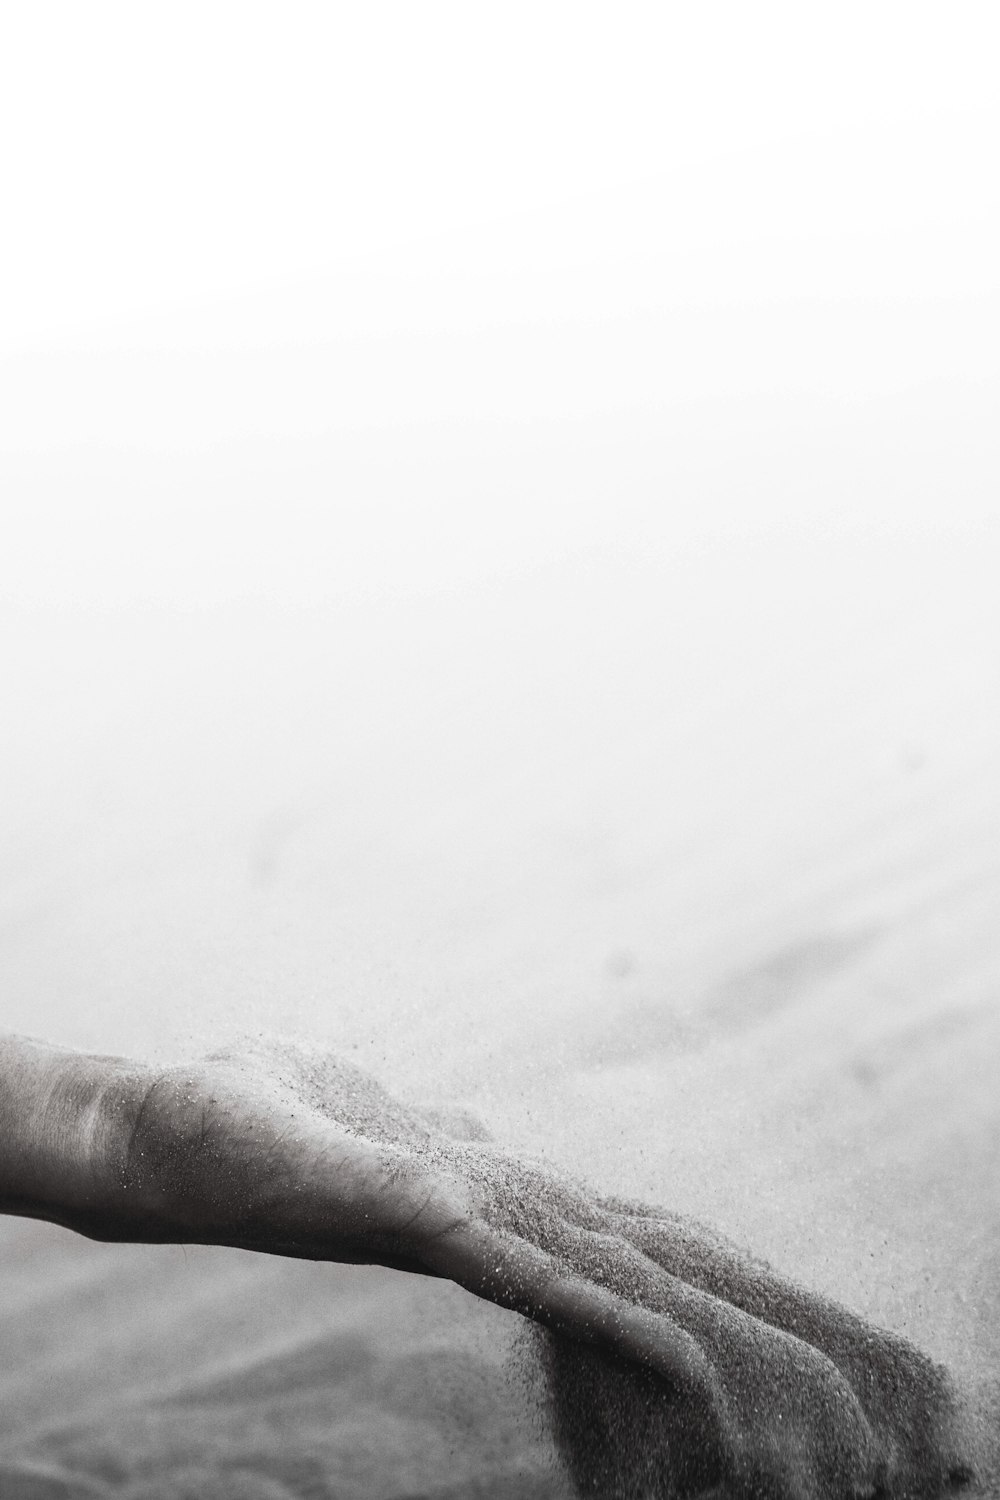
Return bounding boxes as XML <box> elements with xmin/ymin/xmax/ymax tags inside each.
<box><xmin>2</xmin><ymin>529</ymin><xmax>1000</xmax><ymax>1497</ymax></box>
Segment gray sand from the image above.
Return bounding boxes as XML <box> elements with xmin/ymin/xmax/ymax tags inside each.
<box><xmin>232</xmin><ymin>1039</ymin><xmax>973</xmax><ymax>1499</ymax></box>
<box><xmin>2</xmin><ymin>525</ymin><xmax>999</xmax><ymax>1498</ymax></box>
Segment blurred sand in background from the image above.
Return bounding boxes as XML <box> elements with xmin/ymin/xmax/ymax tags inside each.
<box><xmin>2</xmin><ymin>75</ymin><xmax>1000</xmax><ymax>1486</ymax></box>
<box><xmin>2</xmin><ymin>409</ymin><xmax>999</xmax><ymax>1494</ymax></box>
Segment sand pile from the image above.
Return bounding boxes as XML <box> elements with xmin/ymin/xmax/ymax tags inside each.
<box><xmin>225</xmin><ymin>1038</ymin><xmax>974</xmax><ymax>1500</ymax></box>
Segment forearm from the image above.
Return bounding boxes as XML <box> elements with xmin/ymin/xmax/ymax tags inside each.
<box><xmin>0</xmin><ymin>1034</ymin><xmax>338</xmax><ymax>1250</ymax></box>
<box><xmin>0</xmin><ymin>1033</ymin><xmax>142</xmax><ymax>1236</ymax></box>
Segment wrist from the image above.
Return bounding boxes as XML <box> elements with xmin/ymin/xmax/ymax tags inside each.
<box><xmin>0</xmin><ymin>1034</ymin><xmax>151</xmax><ymax>1239</ymax></box>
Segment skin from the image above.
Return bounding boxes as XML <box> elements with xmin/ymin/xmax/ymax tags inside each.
<box><xmin>0</xmin><ymin>1033</ymin><xmax>715</xmax><ymax>1386</ymax></box>
<box><xmin>0</xmin><ymin>1032</ymin><xmax>972</xmax><ymax>1499</ymax></box>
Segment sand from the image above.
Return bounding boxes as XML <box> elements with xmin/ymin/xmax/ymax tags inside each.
<box><xmin>212</xmin><ymin>1039</ymin><xmax>969</xmax><ymax>1496</ymax></box>
<box><xmin>2</xmin><ymin>523</ymin><xmax>1000</xmax><ymax>1498</ymax></box>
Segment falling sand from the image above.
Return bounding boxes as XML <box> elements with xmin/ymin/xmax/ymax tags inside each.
<box><xmin>207</xmin><ymin>1037</ymin><xmax>978</xmax><ymax>1500</ymax></box>
<box><xmin>3</xmin><ymin>538</ymin><xmax>1000</xmax><ymax>1498</ymax></box>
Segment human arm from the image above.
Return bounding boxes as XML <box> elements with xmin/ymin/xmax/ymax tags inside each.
<box><xmin>0</xmin><ymin>1031</ymin><xmax>714</xmax><ymax>1399</ymax></box>
<box><xmin>0</xmin><ymin>1032</ymin><xmax>136</xmax><ymax>1234</ymax></box>
<box><xmin>4</xmin><ymin>1030</ymin><xmax>960</xmax><ymax>1498</ymax></box>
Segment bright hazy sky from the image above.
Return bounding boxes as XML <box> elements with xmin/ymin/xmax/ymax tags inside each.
<box><xmin>2</xmin><ymin>2</ymin><xmax>997</xmax><ymax>344</ymax></box>
<box><xmin>1</xmin><ymin>2</ymin><xmax>998</xmax><ymax>607</ymax></box>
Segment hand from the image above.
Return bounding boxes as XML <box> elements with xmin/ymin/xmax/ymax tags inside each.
<box><xmin>94</xmin><ymin>1037</ymin><xmax>721</xmax><ymax>1400</ymax></box>
<box><xmin>543</xmin><ymin>1196</ymin><xmax>970</xmax><ymax>1499</ymax></box>
<box><xmin>2</xmin><ymin>1033</ymin><xmax>970</xmax><ymax>1498</ymax></box>
<box><xmin>88</xmin><ymin>1037</ymin><xmax>900</xmax><ymax>1497</ymax></box>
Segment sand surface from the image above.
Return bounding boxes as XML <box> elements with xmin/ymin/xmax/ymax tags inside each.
<box><xmin>2</xmin><ymin>501</ymin><xmax>999</xmax><ymax>1496</ymax></box>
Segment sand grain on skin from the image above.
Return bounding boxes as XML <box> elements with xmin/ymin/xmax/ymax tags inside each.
<box><xmin>240</xmin><ymin>1040</ymin><xmax>972</xmax><ymax>1500</ymax></box>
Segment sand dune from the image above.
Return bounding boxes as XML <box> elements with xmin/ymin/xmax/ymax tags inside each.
<box><xmin>2</xmin><ymin>522</ymin><xmax>999</xmax><ymax>1496</ymax></box>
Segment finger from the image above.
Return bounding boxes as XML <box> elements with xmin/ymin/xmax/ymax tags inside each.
<box><xmin>417</xmin><ymin>1214</ymin><xmax>725</xmax><ymax>1406</ymax></box>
